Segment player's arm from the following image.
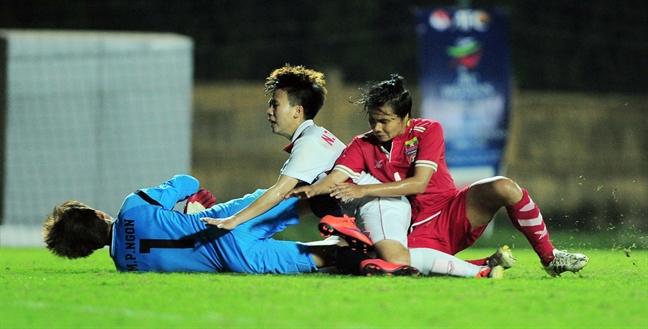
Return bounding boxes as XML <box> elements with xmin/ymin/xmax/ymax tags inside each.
<box><xmin>133</xmin><ymin>174</ymin><xmax>200</xmax><ymax>210</ymax></box>
<box><xmin>201</xmin><ymin>174</ymin><xmax>299</xmax><ymax>230</ymax></box>
<box><xmin>330</xmin><ymin>166</ymin><xmax>434</xmax><ymax>202</ymax></box>
<box><xmin>285</xmin><ymin>170</ymin><xmax>350</xmax><ymax>199</ymax></box>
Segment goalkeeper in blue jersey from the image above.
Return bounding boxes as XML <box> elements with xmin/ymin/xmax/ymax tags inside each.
<box><xmin>43</xmin><ymin>174</ymin><xmax>341</xmax><ymax>274</ymax></box>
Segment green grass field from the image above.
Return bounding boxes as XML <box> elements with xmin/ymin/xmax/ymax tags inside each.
<box><xmin>2</xmin><ymin>246</ymin><xmax>646</xmax><ymax>328</ymax></box>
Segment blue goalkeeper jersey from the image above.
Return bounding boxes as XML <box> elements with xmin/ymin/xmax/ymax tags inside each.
<box><xmin>110</xmin><ymin>174</ymin><xmax>317</xmax><ymax>274</ymax></box>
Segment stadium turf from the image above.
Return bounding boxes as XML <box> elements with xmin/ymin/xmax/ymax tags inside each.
<box><xmin>1</xmin><ymin>247</ymin><xmax>646</xmax><ymax>328</ymax></box>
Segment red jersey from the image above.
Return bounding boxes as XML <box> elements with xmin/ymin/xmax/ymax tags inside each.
<box><xmin>333</xmin><ymin>118</ymin><xmax>458</xmax><ymax>224</ymax></box>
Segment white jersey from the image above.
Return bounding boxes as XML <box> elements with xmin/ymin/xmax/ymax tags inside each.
<box><xmin>280</xmin><ymin>120</ymin><xmax>345</xmax><ymax>184</ymax></box>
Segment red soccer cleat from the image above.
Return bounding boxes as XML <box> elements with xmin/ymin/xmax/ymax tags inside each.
<box><xmin>319</xmin><ymin>214</ymin><xmax>373</xmax><ymax>252</ymax></box>
<box><xmin>360</xmin><ymin>259</ymin><xmax>421</xmax><ymax>277</ymax></box>
<box><xmin>475</xmin><ymin>265</ymin><xmax>504</xmax><ymax>279</ymax></box>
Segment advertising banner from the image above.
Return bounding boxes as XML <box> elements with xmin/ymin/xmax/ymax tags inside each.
<box><xmin>416</xmin><ymin>8</ymin><xmax>511</xmax><ymax>188</ymax></box>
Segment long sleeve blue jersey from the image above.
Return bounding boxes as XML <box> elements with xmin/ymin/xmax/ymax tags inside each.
<box><xmin>110</xmin><ymin>174</ymin><xmax>317</xmax><ymax>274</ymax></box>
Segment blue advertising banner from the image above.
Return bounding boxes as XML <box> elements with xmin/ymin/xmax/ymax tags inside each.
<box><xmin>416</xmin><ymin>8</ymin><xmax>511</xmax><ymax>188</ymax></box>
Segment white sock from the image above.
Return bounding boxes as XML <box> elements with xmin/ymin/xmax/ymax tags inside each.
<box><xmin>409</xmin><ymin>248</ymin><xmax>485</xmax><ymax>277</ymax></box>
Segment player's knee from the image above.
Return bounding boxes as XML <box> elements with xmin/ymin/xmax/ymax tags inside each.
<box><xmin>490</xmin><ymin>177</ymin><xmax>522</xmax><ymax>205</ymax></box>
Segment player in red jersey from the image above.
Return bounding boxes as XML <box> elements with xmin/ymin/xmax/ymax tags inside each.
<box><xmin>289</xmin><ymin>74</ymin><xmax>588</xmax><ymax>277</ymax></box>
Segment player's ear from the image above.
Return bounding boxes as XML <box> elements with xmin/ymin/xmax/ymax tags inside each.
<box><xmin>293</xmin><ymin>105</ymin><xmax>303</xmax><ymax>118</ymax></box>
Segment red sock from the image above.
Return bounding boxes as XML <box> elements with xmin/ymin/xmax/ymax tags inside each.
<box><xmin>507</xmin><ymin>189</ymin><xmax>555</xmax><ymax>265</ymax></box>
<box><xmin>465</xmin><ymin>258</ymin><xmax>488</xmax><ymax>266</ymax></box>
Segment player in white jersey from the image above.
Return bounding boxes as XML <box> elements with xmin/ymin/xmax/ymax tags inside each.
<box><xmin>202</xmin><ymin>64</ymin><xmax>346</xmax><ymax>229</ymax></box>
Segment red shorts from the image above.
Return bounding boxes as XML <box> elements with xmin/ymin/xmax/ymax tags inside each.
<box><xmin>407</xmin><ymin>186</ymin><xmax>486</xmax><ymax>255</ymax></box>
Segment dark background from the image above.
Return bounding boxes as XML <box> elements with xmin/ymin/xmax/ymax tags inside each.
<box><xmin>1</xmin><ymin>0</ymin><xmax>647</xmax><ymax>94</ymax></box>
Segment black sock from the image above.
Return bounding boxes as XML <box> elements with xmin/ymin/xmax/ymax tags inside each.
<box><xmin>334</xmin><ymin>246</ymin><xmax>369</xmax><ymax>275</ymax></box>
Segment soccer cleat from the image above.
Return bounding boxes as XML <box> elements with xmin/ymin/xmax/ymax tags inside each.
<box><xmin>543</xmin><ymin>249</ymin><xmax>589</xmax><ymax>277</ymax></box>
<box><xmin>475</xmin><ymin>265</ymin><xmax>504</xmax><ymax>279</ymax></box>
<box><xmin>360</xmin><ymin>259</ymin><xmax>421</xmax><ymax>277</ymax></box>
<box><xmin>319</xmin><ymin>214</ymin><xmax>373</xmax><ymax>252</ymax></box>
<box><xmin>486</xmin><ymin>245</ymin><xmax>517</xmax><ymax>269</ymax></box>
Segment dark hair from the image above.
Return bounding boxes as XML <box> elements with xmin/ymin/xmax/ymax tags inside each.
<box><xmin>353</xmin><ymin>74</ymin><xmax>412</xmax><ymax>119</ymax></box>
<box><xmin>264</xmin><ymin>64</ymin><xmax>327</xmax><ymax>120</ymax></box>
<box><xmin>43</xmin><ymin>201</ymin><xmax>109</xmax><ymax>259</ymax></box>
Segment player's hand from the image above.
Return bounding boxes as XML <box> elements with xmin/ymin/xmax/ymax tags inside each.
<box><xmin>184</xmin><ymin>189</ymin><xmax>217</xmax><ymax>214</ymax></box>
<box><xmin>201</xmin><ymin>216</ymin><xmax>238</xmax><ymax>230</ymax></box>
<box><xmin>284</xmin><ymin>186</ymin><xmax>314</xmax><ymax>199</ymax></box>
<box><xmin>329</xmin><ymin>182</ymin><xmax>364</xmax><ymax>202</ymax></box>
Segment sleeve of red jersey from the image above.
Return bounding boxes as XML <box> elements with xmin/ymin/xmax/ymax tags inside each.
<box><xmin>413</xmin><ymin>122</ymin><xmax>445</xmax><ymax>172</ymax></box>
<box><xmin>332</xmin><ymin>137</ymin><xmax>366</xmax><ymax>181</ymax></box>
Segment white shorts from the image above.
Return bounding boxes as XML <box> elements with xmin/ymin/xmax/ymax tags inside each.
<box><xmin>342</xmin><ymin>172</ymin><xmax>411</xmax><ymax>248</ymax></box>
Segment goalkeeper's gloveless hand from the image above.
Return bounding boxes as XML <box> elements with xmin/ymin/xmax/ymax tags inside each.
<box><xmin>184</xmin><ymin>188</ymin><xmax>217</xmax><ymax>214</ymax></box>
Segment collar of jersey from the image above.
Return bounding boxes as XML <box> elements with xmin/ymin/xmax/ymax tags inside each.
<box><xmin>392</xmin><ymin>118</ymin><xmax>415</xmax><ymax>144</ymax></box>
<box><xmin>283</xmin><ymin>120</ymin><xmax>314</xmax><ymax>153</ymax></box>
<box><xmin>290</xmin><ymin>120</ymin><xmax>314</xmax><ymax>143</ymax></box>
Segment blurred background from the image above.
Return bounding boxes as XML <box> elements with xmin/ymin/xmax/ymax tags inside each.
<box><xmin>1</xmin><ymin>0</ymin><xmax>646</xmax><ymax>248</ymax></box>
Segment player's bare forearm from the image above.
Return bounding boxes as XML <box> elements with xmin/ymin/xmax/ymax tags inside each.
<box><xmin>202</xmin><ymin>175</ymin><xmax>298</xmax><ymax>229</ymax></box>
<box><xmin>202</xmin><ymin>189</ymin><xmax>284</xmax><ymax>229</ymax></box>
<box><xmin>351</xmin><ymin>179</ymin><xmax>424</xmax><ymax>197</ymax></box>
<box><xmin>285</xmin><ymin>170</ymin><xmax>348</xmax><ymax>199</ymax></box>
<box><xmin>331</xmin><ymin>167</ymin><xmax>433</xmax><ymax>200</ymax></box>
<box><xmin>233</xmin><ymin>190</ymin><xmax>283</xmax><ymax>224</ymax></box>
<box><xmin>361</xmin><ymin>165</ymin><xmax>433</xmax><ymax>196</ymax></box>
<box><xmin>287</xmin><ymin>182</ymin><xmax>328</xmax><ymax>199</ymax></box>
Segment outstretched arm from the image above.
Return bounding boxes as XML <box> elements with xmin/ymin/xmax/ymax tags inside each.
<box><xmin>329</xmin><ymin>166</ymin><xmax>434</xmax><ymax>202</ymax></box>
<box><xmin>285</xmin><ymin>170</ymin><xmax>350</xmax><ymax>199</ymax></box>
<box><xmin>201</xmin><ymin>174</ymin><xmax>299</xmax><ymax>230</ymax></box>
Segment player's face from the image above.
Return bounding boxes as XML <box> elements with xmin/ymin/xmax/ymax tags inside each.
<box><xmin>368</xmin><ymin>105</ymin><xmax>408</xmax><ymax>142</ymax></box>
<box><xmin>267</xmin><ymin>89</ymin><xmax>300</xmax><ymax>139</ymax></box>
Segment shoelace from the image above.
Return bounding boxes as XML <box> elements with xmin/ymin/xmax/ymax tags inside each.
<box><xmin>551</xmin><ymin>250</ymin><xmax>574</xmax><ymax>265</ymax></box>
<box><xmin>340</xmin><ymin>214</ymin><xmax>356</xmax><ymax>224</ymax></box>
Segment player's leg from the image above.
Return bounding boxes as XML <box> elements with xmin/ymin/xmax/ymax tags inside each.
<box><xmin>336</xmin><ymin>196</ymin><xmax>501</xmax><ymax>278</ymax></box>
<box><xmin>409</xmin><ymin>247</ymin><xmax>504</xmax><ymax>278</ymax></box>
<box><xmin>406</xmin><ymin>190</ymin><xmax>512</xmax><ymax>278</ymax></box>
<box><xmin>330</xmin><ymin>195</ymin><xmax>419</xmax><ymax>275</ymax></box>
<box><xmin>357</xmin><ymin>196</ymin><xmax>411</xmax><ymax>265</ymax></box>
<box><xmin>307</xmin><ymin>243</ymin><xmax>344</xmax><ymax>269</ymax></box>
<box><xmin>357</xmin><ymin>196</ymin><xmax>424</xmax><ymax>276</ymax></box>
<box><xmin>320</xmin><ymin>172</ymin><xmax>395</xmax><ymax>252</ymax></box>
<box><xmin>466</xmin><ymin>176</ymin><xmax>588</xmax><ymax>275</ymax></box>
<box><xmin>466</xmin><ymin>176</ymin><xmax>554</xmax><ymax>259</ymax></box>
<box><xmin>243</xmin><ymin>239</ymin><xmax>321</xmax><ymax>274</ymax></box>
<box><xmin>406</xmin><ymin>208</ymin><xmax>510</xmax><ymax>278</ymax></box>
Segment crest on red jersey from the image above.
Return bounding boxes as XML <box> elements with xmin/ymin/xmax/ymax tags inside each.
<box><xmin>405</xmin><ymin>137</ymin><xmax>418</xmax><ymax>164</ymax></box>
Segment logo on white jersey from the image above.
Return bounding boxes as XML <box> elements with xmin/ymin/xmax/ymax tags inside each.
<box><xmin>321</xmin><ymin>130</ymin><xmax>336</xmax><ymax>146</ymax></box>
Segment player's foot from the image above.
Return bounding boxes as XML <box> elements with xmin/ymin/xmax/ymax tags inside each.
<box><xmin>360</xmin><ymin>259</ymin><xmax>421</xmax><ymax>277</ymax></box>
<box><xmin>486</xmin><ymin>245</ymin><xmax>516</xmax><ymax>269</ymax></box>
<box><xmin>543</xmin><ymin>249</ymin><xmax>589</xmax><ymax>277</ymax></box>
<box><xmin>475</xmin><ymin>265</ymin><xmax>505</xmax><ymax>279</ymax></box>
<box><xmin>319</xmin><ymin>214</ymin><xmax>373</xmax><ymax>252</ymax></box>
